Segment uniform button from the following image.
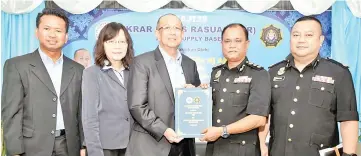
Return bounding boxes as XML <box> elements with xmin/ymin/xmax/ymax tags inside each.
<box><xmin>274</xmin><ymin>85</ymin><xmax>278</xmax><ymax>88</ymax></box>
<box><xmin>126</xmin><ymin>118</ymin><xmax>129</xmax><ymax>121</ymax></box>
<box><xmin>51</xmin><ymin>130</ymin><xmax>55</xmax><ymax>134</ymax></box>
<box><xmin>296</xmin><ymin>86</ymin><xmax>300</xmax><ymax>90</ymax></box>
<box><xmin>53</xmin><ymin>97</ymin><xmax>57</xmax><ymax>102</ymax></box>
<box><xmin>213</xmin><ymin>89</ymin><xmax>215</xmax><ymax>91</ymax></box>
<box><xmin>242</xmin><ymin>141</ymin><xmax>246</xmax><ymax>145</ymax></box>
<box><xmin>219</xmin><ymin>109</ymin><xmax>223</xmax><ymax>112</ymax></box>
<box><xmin>52</xmin><ymin>114</ymin><xmax>56</xmax><ymax>118</ymax></box>
<box><xmin>223</xmin><ymin>88</ymin><xmax>227</xmax><ymax>92</ymax></box>
<box><xmin>293</xmin><ymin>98</ymin><xmax>298</xmax><ymax>102</ymax></box>
<box><xmin>236</xmin><ymin>90</ymin><xmax>240</xmax><ymax>93</ymax></box>
<box><xmin>289</xmin><ymin>124</ymin><xmax>294</xmax><ymax>128</ymax></box>
<box><xmin>300</xmin><ymin>74</ymin><xmax>304</xmax><ymax>78</ymax></box>
<box><xmin>321</xmin><ymin>87</ymin><xmax>325</xmax><ymax>91</ymax></box>
<box><xmin>320</xmin><ymin>144</ymin><xmax>324</xmax><ymax>148</ymax></box>
<box><xmin>220</xmin><ymin>99</ymin><xmax>224</xmax><ymax>103</ymax></box>
<box><xmin>226</xmin><ymin>78</ymin><xmax>230</xmax><ymax>82</ymax></box>
<box><xmin>288</xmin><ymin>138</ymin><xmax>292</xmax><ymax>142</ymax></box>
<box><xmin>291</xmin><ymin>111</ymin><xmax>295</xmax><ymax>115</ymax></box>
<box><xmin>217</xmin><ymin>119</ymin><xmax>221</xmax><ymax>123</ymax></box>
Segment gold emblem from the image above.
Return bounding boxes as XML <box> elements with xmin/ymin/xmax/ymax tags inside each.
<box><xmin>194</xmin><ymin>97</ymin><xmax>201</xmax><ymax>104</ymax></box>
<box><xmin>277</xmin><ymin>67</ymin><xmax>285</xmax><ymax>75</ymax></box>
<box><xmin>260</xmin><ymin>25</ymin><xmax>282</xmax><ymax>47</ymax></box>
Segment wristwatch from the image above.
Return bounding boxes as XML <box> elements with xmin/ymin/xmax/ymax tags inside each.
<box><xmin>343</xmin><ymin>153</ymin><xmax>357</xmax><ymax>156</ymax></box>
<box><xmin>221</xmin><ymin>125</ymin><xmax>230</xmax><ymax>138</ymax></box>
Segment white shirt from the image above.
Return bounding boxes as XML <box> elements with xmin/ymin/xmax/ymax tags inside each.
<box><xmin>102</xmin><ymin>65</ymin><xmax>125</xmax><ymax>85</ymax></box>
<box><xmin>159</xmin><ymin>46</ymin><xmax>186</xmax><ymax>93</ymax></box>
<box><xmin>38</xmin><ymin>48</ymin><xmax>65</xmax><ymax>130</ymax></box>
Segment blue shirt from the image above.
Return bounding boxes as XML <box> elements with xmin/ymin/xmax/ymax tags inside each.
<box><xmin>159</xmin><ymin>46</ymin><xmax>186</xmax><ymax>93</ymax></box>
<box><xmin>38</xmin><ymin>48</ymin><xmax>64</xmax><ymax>130</ymax></box>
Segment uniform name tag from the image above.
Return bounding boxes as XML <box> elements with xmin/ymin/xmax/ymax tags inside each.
<box><xmin>312</xmin><ymin>75</ymin><xmax>334</xmax><ymax>84</ymax></box>
<box><xmin>234</xmin><ymin>76</ymin><xmax>252</xmax><ymax>83</ymax></box>
<box><xmin>273</xmin><ymin>76</ymin><xmax>285</xmax><ymax>81</ymax></box>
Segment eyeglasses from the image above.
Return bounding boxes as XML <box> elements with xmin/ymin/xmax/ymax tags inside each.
<box><xmin>105</xmin><ymin>40</ymin><xmax>127</xmax><ymax>45</ymax></box>
<box><xmin>222</xmin><ymin>39</ymin><xmax>245</xmax><ymax>45</ymax></box>
<box><xmin>158</xmin><ymin>26</ymin><xmax>183</xmax><ymax>33</ymax></box>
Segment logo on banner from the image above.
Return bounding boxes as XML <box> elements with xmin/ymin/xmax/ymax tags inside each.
<box><xmin>260</xmin><ymin>25</ymin><xmax>282</xmax><ymax>47</ymax></box>
<box><xmin>95</xmin><ymin>22</ymin><xmax>110</xmax><ymax>38</ymax></box>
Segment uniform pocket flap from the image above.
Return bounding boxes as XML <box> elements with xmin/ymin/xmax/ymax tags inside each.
<box><xmin>310</xmin><ymin>133</ymin><xmax>331</xmax><ymax>148</ymax></box>
<box><xmin>271</xmin><ymin>82</ymin><xmax>286</xmax><ymax>89</ymax></box>
<box><xmin>311</xmin><ymin>81</ymin><xmax>334</xmax><ymax>93</ymax></box>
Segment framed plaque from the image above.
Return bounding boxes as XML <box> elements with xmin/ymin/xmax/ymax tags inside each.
<box><xmin>175</xmin><ymin>87</ymin><xmax>212</xmax><ymax>138</ymax></box>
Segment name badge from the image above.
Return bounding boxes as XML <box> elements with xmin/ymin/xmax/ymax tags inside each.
<box><xmin>312</xmin><ymin>75</ymin><xmax>334</xmax><ymax>84</ymax></box>
<box><xmin>273</xmin><ymin>76</ymin><xmax>285</xmax><ymax>81</ymax></box>
<box><xmin>234</xmin><ymin>76</ymin><xmax>252</xmax><ymax>83</ymax></box>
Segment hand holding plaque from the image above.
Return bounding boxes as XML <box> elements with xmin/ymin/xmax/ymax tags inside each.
<box><xmin>175</xmin><ymin>87</ymin><xmax>212</xmax><ymax>138</ymax></box>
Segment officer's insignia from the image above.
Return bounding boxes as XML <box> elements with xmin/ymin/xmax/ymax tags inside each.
<box><xmin>215</xmin><ymin>70</ymin><xmax>221</xmax><ymax>79</ymax></box>
<box><xmin>260</xmin><ymin>25</ymin><xmax>282</xmax><ymax>47</ymax></box>
<box><xmin>194</xmin><ymin>97</ymin><xmax>201</xmax><ymax>104</ymax></box>
<box><xmin>312</xmin><ymin>75</ymin><xmax>335</xmax><ymax>84</ymax></box>
<box><xmin>277</xmin><ymin>67</ymin><xmax>285</xmax><ymax>75</ymax></box>
<box><xmin>239</xmin><ymin>65</ymin><xmax>245</xmax><ymax>72</ymax></box>
<box><xmin>214</xmin><ymin>70</ymin><xmax>221</xmax><ymax>82</ymax></box>
<box><xmin>246</xmin><ymin>61</ymin><xmax>263</xmax><ymax>70</ymax></box>
<box><xmin>273</xmin><ymin>76</ymin><xmax>285</xmax><ymax>81</ymax></box>
<box><xmin>234</xmin><ymin>76</ymin><xmax>252</xmax><ymax>83</ymax></box>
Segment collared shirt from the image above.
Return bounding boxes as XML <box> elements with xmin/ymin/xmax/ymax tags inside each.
<box><xmin>38</xmin><ymin>48</ymin><xmax>65</xmax><ymax>130</ymax></box>
<box><xmin>159</xmin><ymin>46</ymin><xmax>186</xmax><ymax>92</ymax></box>
<box><xmin>102</xmin><ymin>65</ymin><xmax>125</xmax><ymax>85</ymax></box>
<box><xmin>268</xmin><ymin>54</ymin><xmax>359</xmax><ymax>156</ymax></box>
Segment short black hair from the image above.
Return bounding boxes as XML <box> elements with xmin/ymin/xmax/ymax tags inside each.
<box><xmin>36</xmin><ymin>8</ymin><xmax>69</xmax><ymax>33</ymax></box>
<box><xmin>221</xmin><ymin>23</ymin><xmax>249</xmax><ymax>40</ymax></box>
<box><xmin>293</xmin><ymin>16</ymin><xmax>322</xmax><ymax>32</ymax></box>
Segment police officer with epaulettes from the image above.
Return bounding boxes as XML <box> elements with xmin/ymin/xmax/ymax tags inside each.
<box><xmin>259</xmin><ymin>16</ymin><xmax>359</xmax><ymax>156</ymax></box>
<box><xmin>200</xmin><ymin>23</ymin><xmax>271</xmax><ymax>156</ymax></box>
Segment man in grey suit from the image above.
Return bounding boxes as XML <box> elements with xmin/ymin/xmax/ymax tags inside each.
<box><xmin>126</xmin><ymin>14</ymin><xmax>201</xmax><ymax>156</ymax></box>
<box><xmin>2</xmin><ymin>8</ymin><xmax>85</xmax><ymax>156</ymax></box>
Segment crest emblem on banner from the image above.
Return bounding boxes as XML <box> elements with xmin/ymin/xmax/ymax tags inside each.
<box><xmin>260</xmin><ymin>25</ymin><xmax>282</xmax><ymax>47</ymax></box>
<box><xmin>95</xmin><ymin>22</ymin><xmax>110</xmax><ymax>38</ymax></box>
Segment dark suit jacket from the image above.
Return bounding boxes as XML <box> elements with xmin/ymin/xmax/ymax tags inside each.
<box><xmin>82</xmin><ymin>65</ymin><xmax>133</xmax><ymax>156</ymax></box>
<box><xmin>1</xmin><ymin>49</ymin><xmax>84</xmax><ymax>156</ymax></box>
<box><xmin>125</xmin><ymin>47</ymin><xmax>201</xmax><ymax>156</ymax></box>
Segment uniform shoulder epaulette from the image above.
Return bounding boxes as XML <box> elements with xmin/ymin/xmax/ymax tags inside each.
<box><xmin>268</xmin><ymin>60</ymin><xmax>287</xmax><ymax>69</ymax></box>
<box><xmin>245</xmin><ymin>61</ymin><xmax>264</xmax><ymax>70</ymax></box>
<box><xmin>212</xmin><ymin>63</ymin><xmax>224</xmax><ymax>70</ymax></box>
<box><xmin>325</xmin><ymin>57</ymin><xmax>349</xmax><ymax>68</ymax></box>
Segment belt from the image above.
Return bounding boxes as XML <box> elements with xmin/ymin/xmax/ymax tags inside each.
<box><xmin>55</xmin><ymin>129</ymin><xmax>65</xmax><ymax>137</ymax></box>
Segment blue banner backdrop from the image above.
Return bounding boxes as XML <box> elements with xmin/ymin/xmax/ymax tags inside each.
<box><xmin>63</xmin><ymin>9</ymin><xmax>331</xmax><ymax>83</ymax></box>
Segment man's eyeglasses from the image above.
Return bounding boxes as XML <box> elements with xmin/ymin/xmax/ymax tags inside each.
<box><xmin>158</xmin><ymin>26</ymin><xmax>183</xmax><ymax>33</ymax></box>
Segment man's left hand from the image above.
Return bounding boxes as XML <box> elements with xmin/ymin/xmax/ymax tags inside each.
<box><xmin>200</xmin><ymin>127</ymin><xmax>222</xmax><ymax>142</ymax></box>
<box><xmin>184</xmin><ymin>84</ymin><xmax>195</xmax><ymax>88</ymax></box>
<box><xmin>198</xmin><ymin>83</ymin><xmax>209</xmax><ymax>89</ymax></box>
<box><xmin>80</xmin><ymin>149</ymin><xmax>86</xmax><ymax>156</ymax></box>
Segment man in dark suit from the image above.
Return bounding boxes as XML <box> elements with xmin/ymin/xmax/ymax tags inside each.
<box><xmin>2</xmin><ymin>8</ymin><xmax>85</xmax><ymax>156</ymax></box>
<box><xmin>125</xmin><ymin>14</ymin><xmax>201</xmax><ymax>156</ymax></box>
